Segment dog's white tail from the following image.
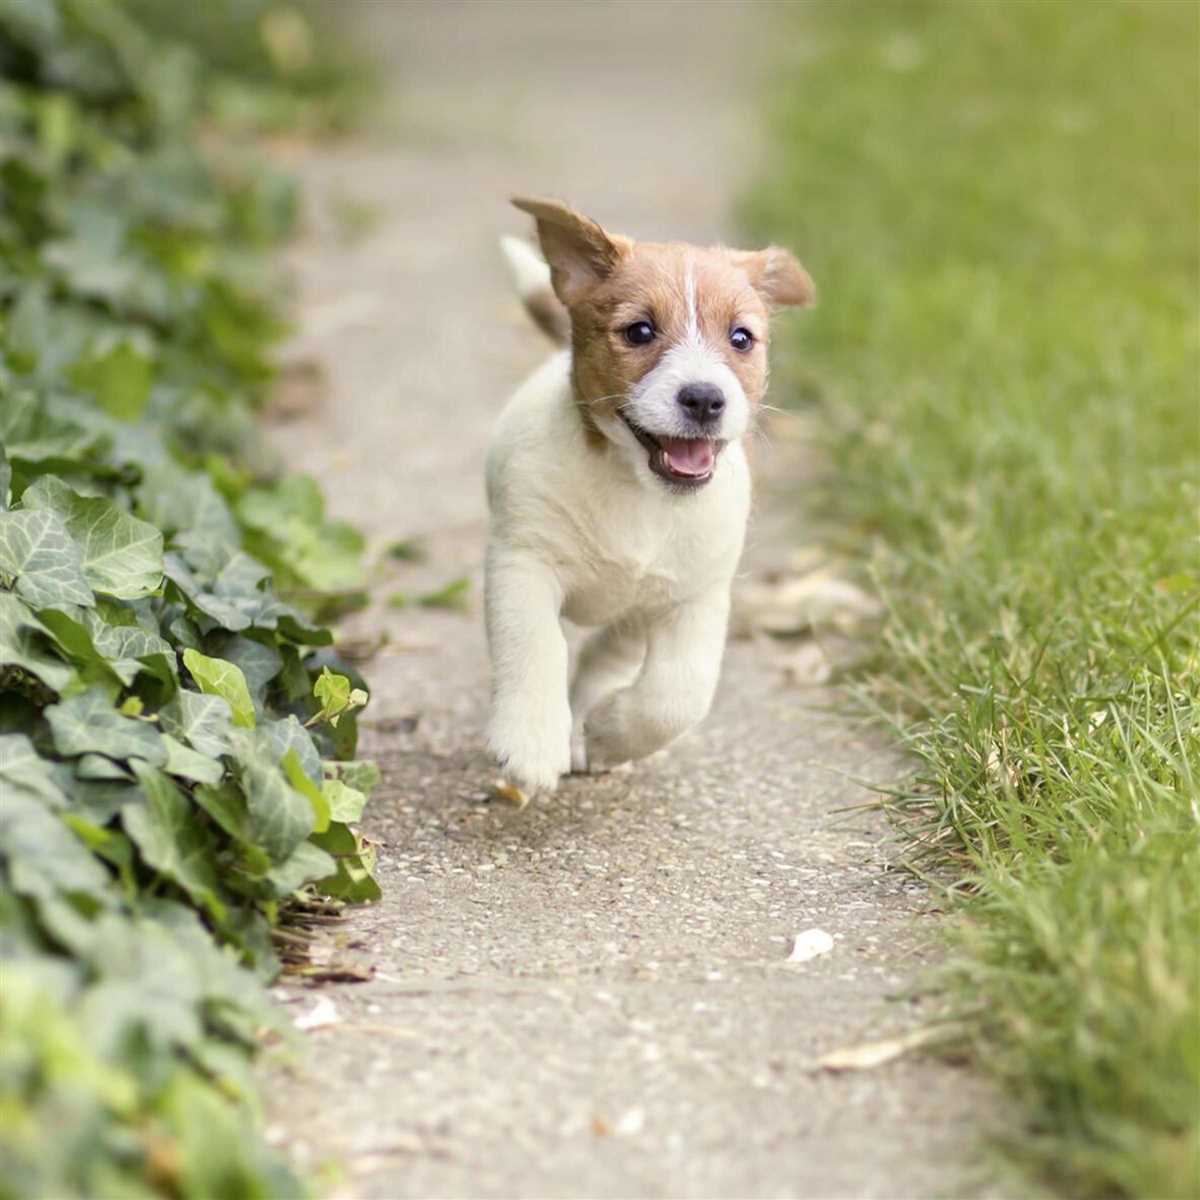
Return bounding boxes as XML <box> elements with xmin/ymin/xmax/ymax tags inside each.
<box><xmin>500</xmin><ymin>236</ymin><xmax>570</xmax><ymax>345</ymax></box>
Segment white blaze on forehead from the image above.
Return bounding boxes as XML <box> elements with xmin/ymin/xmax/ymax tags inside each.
<box><xmin>620</xmin><ymin>254</ymin><xmax>751</xmax><ymax>444</ymax></box>
<box><xmin>684</xmin><ymin>257</ymin><xmax>700</xmax><ymax>344</ymax></box>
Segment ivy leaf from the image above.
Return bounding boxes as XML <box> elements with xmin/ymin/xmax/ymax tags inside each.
<box><xmin>138</xmin><ymin>463</ymin><xmax>240</xmax><ymax>545</ymax></box>
<box><xmin>192</xmin><ymin>782</ymin><xmax>257</xmax><ymax>854</ymax></box>
<box><xmin>418</xmin><ymin>576</ymin><xmax>470</xmax><ymax>610</ymax></box>
<box><xmin>164</xmin><ymin>553</ymin><xmax>252</xmax><ymax>632</ymax></box>
<box><xmin>188</xmin><ymin>782</ymin><xmax>273</xmax><ymax>882</ymax></box>
<box><xmin>230</xmin><ymin>728</ymin><xmax>313</xmax><ymax>863</ymax></box>
<box><xmin>162</xmin><ymin>734</ymin><xmax>224</xmax><ymax>785</ymax></box>
<box><xmin>0</xmin><ymin>509</ymin><xmax>94</xmax><ymax>609</ymax></box>
<box><xmin>308</xmin><ymin>666</ymin><xmax>367</xmax><ymax>728</ymax></box>
<box><xmin>159</xmin><ymin>689</ymin><xmax>234</xmax><ymax>759</ymax></box>
<box><xmin>321</xmin><ymin>777</ymin><xmax>365</xmax><ymax>824</ymax></box>
<box><xmin>259</xmin><ymin>714</ymin><xmax>321</xmax><ymax>786</ymax></box>
<box><xmin>122</xmin><ymin>762</ymin><xmax>226</xmax><ymax>923</ymax></box>
<box><xmin>0</xmin><ymin>791</ymin><xmax>111</xmax><ymax>901</ymax></box>
<box><xmin>280</xmin><ymin>748</ymin><xmax>329</xmax><ymax>833</ymax></box>
<box><xmin>0</xmin><ymin>733</ymin><xmax>70</xmax><ymax>808</ymax></box>
<box><xmin>67</xmin><ymin>779</ymin><xmax>141</xmax><ymax>827</ymax></box>
<box><xmin>236</xmin><ymin>474</ymin><xmax>365</xmax><ymax>593</ymax></box>
<box><xmin>330</xmin><ymin>759</ymin><xmax>381</xmax><ymax>797</ymax></box>
<box><xmin>69</xmin><ymin>337</ymin><xmax>153</xmax><ymax>422</ymax></box>
<box><xmin>203</xmin><ymin>633</ymin><xmax>281</xmax><ymax>709</ymax></box>
<box><xmin>35</xmin><ymin>608</ymin><xmax>133</xmax><ymax>691</ymax></box>
<box><xmin>182</xmin><ymin>649</ymin><xmax>255</xmax><ymax>729</ymax></box>
<box><xmin>75</xmin><ymin>753</ymin><xmax>132</xmax><ymax>782</ymax></box>
<box><xmin>0</xmin><ymin>593</ymin><xmax>77</xmax><ymax>693</ymax></box>
<box><xmin>22</xmin><ymin>477</ymin><xmax>163</xmax><ymax>600</ymax></box>
<box><xmin>83</xmin><ymin>609</ymin><xmax>173</xmax><ymax>663</ymax></box>
<box><xmin>262</xmin><ymin>840</ymin><xmax>336</xmax><ymax>898</ymax></box>
<box><xmin>45</xmin><ymin>686</ymin><xmax>167</xmax><ymax>765</ymax></box>
<box><xmin>311</xmin><ymin>822</ymin><xmax>381</xmax><ymax>902</ymax></box>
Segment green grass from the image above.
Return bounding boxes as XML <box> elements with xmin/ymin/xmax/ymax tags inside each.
<box><xmin>746</xmin><ymin>2</ymin><xmax>1199</xmax><ymax>1195</ymax></box>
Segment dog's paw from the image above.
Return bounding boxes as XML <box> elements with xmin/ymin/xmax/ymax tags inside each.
<box><xmin>487</xmin><ymin>706</ymin><xmax>571</xmax><ymax>795</ymax></box>
<box><xmin>584</xmin><ymin>689</ymin><xmax>687</xmax><ymax>769</ymax></box>
<box><xmin>580</xmin><ymin>693</ymin><xmax>634</xmax><ymax>771</ymax></box>
<box><xmin>581</xmin><ymin>728</ymin><xmax>631</xmax><ymax>775</ymax></box>
<box><xmin>572</xmin><ymin>709</ymin><xmax>624</xmax><ymax>774</ymax></box>
<box><xmin>575</xmin><ymin>724</ymin><xmax>628</xmax><ymax>775</ymax></box>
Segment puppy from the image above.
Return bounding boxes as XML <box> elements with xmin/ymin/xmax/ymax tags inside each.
<box><xmin>485</xmin><ymin>197</ymin><xmax>813</xmax><ymax>795</ymax></box>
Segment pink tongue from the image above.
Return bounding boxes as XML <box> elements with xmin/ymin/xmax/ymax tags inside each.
<box><xmin>660</xmin><ymin>438</ymin><xmax>715</xmax><ymax>476</ymax></box>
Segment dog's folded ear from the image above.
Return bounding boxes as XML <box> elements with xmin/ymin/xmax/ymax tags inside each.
<box><xmin>512</xmin><ymin>197</ymin><xmax>631</xmax><ymax>307</ymax></box>
<box><xmin>730</xmin><ymin>246</ymin><xmax>816</xmax><ymax>309</ymax></box>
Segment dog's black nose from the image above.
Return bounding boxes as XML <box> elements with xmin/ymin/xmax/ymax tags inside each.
<box><xmin>677</xmin><ymin>383</ymin><xmax>726</xmax><ymax>425</ymax></box>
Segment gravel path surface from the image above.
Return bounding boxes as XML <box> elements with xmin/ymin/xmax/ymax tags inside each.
<box><xmin>261</xmin><ymin>5</ymin><xmax>983</xmax><ymax>1196</ymax></box>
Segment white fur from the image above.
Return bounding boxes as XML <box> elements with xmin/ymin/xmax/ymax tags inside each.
<box><xmin>499</xmin><ymin>235</ymin><xmax>552</xmax><ymax>302</ymax></box>
<box><xmin>485</xmin><ymin>351</ymin><xmax>750</xmax><ymax>795</ymax></box>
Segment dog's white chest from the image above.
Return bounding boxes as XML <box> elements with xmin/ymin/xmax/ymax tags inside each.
<box><xmin>559</xmin><ymin>485</ymin><xmax>744</xmax><ymax>625</ymax></box>
<box><xmin>486</xmin><ymin>353</ymin><xmax>751</xmax><ymax>628</ymax></box>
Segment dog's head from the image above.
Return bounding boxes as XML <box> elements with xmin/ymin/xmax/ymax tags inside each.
<box><xmin>513</xmin><ymin>196</ymin><xmax>813</xmax><ymax>492</ymax></box>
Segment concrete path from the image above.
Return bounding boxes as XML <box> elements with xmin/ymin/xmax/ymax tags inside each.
<box><xmin>263</xmin><ymin>4</ymin><xmax>982</xmax><ymax>1196</ymax></box>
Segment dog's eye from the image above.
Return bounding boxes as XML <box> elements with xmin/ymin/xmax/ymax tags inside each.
<box><xmin>624</xmin><ymin>320</ymin><xmax>656</xmax><ymax>346</ymax></box>
<box><xmin>729</xmin><ymin>327</ymin><xmax>755</xmax><ymax>352</ymax></box>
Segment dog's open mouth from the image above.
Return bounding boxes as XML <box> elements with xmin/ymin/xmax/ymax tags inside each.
<box><xmin>619</xmin><ymin>413</ymin><xmax>724</xmax><ymax>489</ymax></box>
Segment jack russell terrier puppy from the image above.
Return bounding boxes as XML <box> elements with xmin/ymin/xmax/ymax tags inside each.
<box><xmin>486</xmin><ymin>197</ymin><xmax>813</xmax><ymax>796</ymax></box>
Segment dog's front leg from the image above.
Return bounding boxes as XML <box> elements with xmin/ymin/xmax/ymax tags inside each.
<box><xmin>568</xmin><ymin>621</ymin><xmax>646</xmax><ymax>772</ymax></box>
<box><xmin>484</xmin><ymin>543</ymin><xmax>572</xmax><ymax>794</ymax></box>
<box><xmin>584</xmin><ymin>587</ymin><xmax>730</xmax><ymax>769</ymax></box>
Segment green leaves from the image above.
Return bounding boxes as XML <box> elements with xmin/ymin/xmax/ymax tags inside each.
<box><xmin>182</xmin><ymin>649</ymin><xmax>256</xmax><ymax>729</ymax></box>
<box><xmin>230</xmin><ymin>728</ymin><xmax>315</xmax><ymax>863</ymax></box>
<box><xmin>0</xmin><ymin>733</ymin><xmax>69</xmax><ymax>808</ymax></box>
<box><xmin>0</xmin><ymin>592</ymin><xmax>77</xmax><ymax>692</ymax></box>
<box><xmin>237</xmin><ymin>474</ymin><xmax>365</xmax><ymax>594</ymax></box>
<box><xmin>0</xmin><ymin>791</ymin><xmax>112</xmax><ymax>901</ymax></box>
<box><xmin>159</xmin><ymin>689</ymin><xmax>234</xmax><ymax>758</ymax></box>
<box><xmin>0</xmin><ymin>4</ymin><xmax>376</xmax><ymax>1196</ymax></box>
<box><xmin>389</xmin><ymin>574</ymin><xmax>471</xmax><ymax>611</ymax></box>
<box><xmin>281</xmin><ymin>747</ymin><xmax>330</xmax><ymax>832</ymax></box>
<box><xmin>70</xmin><ymin>336</ymin><xmax>153</xmax><ymax>422</ymax></box>
<box><xmin>46</xmin><ymin>686</ymin><xmax>166</xmax><ymax>764</ymax></box>
<box><xmin>123</xmin><ymin>763</ymin><xmax>225</xmax><ymax>922</ymax></box>
<box><xmin>309</xmin><ymin>665</ymin><xmax>367</xmax><ymax>728</ymax></box>
<box><xmin>0</xmin><ymin>508</ymin><xmax>94</xmax><ymax>608</ymax></box>
<box><xmin>23</xmin><ymin>476</ymin><xmax>163</xmax><ymax>600</ymax></box>
<box><xmin>322</xmin><ymin>777</ymin><xmax>366</xmax><ymax>823</ymax></box>
<box><xmin>311</xmin><ymin>821</ymin><xmax>381</xmax><ymax>903</ymax></box>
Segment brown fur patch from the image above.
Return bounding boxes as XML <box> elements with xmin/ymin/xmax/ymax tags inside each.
<box><xmin>524</xmin><ymin>285</ymin><xmax>572</xmax><ymax>345</ymax></box>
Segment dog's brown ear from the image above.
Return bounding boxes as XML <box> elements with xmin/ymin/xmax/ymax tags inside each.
<box><xmin>731</xmin><ymin>246</ymin><xmax>816</xmax><ymax>309</ymax></box>
<box><xmin>512</xmin><ymin>197</ymin><xmax>630</xmax><ymax>307</ymax></box>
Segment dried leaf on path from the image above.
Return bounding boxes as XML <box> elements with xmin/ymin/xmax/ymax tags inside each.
<box><xmin>815</xmin><ymin>1024</ymin><xmax>956</xmax><ymax>1072</ymax></box>
<box><xmin>294</xmin><ymin>995</ymin><xmax>340</xmax><ymax>1031</ymax></box>
<box><xmin>782</xmin><ymin>928</ymin><xmax>835</xmax><ymax>965</ymax></box>
<box><xmin>733</xmin><ymin>565</ymin><xmax>882</xmax><ymax>640</ymax></box>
